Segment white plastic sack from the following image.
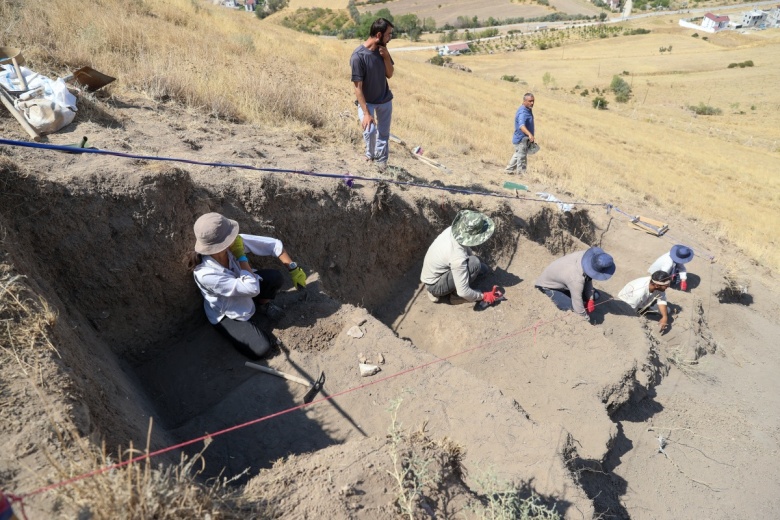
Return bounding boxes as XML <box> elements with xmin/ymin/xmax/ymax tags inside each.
<box><xmin>16</xmin><ymin>98</ymin><xmax>76</xmax><ymax>134</ymax></box>
<box><xmin>48</xmin><ymin>78</ymin><xmax>77</xmax><ymax>111</ymax></box>
<box><xmin>12</xmin><ymin>77</ymin><xmax>78</xmax><ymax>133</ymax></box>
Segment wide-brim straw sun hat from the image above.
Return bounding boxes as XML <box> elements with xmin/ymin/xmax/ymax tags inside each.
<box><xmin>451</xmin><ymin>209</ymin><xmax>495</xmax><ymax>247</ymax></box>
<box><xmin>193</xmin><ymin>212</ymin><xmax>239</xmax><ymax>255</ymax></box>
<box><xmin>581</xmin><ymin>246</ymin><xmax>616</xmax><ymax>281</ymax></box>
<box><xmin>670</xmin><ymin>245</ymin><xmax>694</xmax><ymax>264</ymax></box>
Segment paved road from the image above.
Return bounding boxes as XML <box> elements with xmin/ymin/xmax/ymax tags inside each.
<box><xmin>390</xmin><ymin>1</ymin><xmax>778</xmax><ymax>52</ymax></box>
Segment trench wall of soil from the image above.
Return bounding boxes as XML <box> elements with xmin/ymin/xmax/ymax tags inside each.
<box><xmin>0</xmin><ymin>162</ymin><xmax>524</xmax><ymax>443</ymax></box>
<box><xmin>2</xmin><ymin>157</ymin><xmax>665</xmax><ymax>518</ymax></box>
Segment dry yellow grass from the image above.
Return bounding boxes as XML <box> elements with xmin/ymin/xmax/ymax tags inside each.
<box><xmin>289</xmin><ymin>0</ymin><xmax>346</xmax><ymax>9</ymax></box>
<box><xmin>357</xmin><ymin>0</ymin><xmax>552</xmax><ymax>26</ymax></box>
<box><xmin>440</xmin><ymin>22</ymin><xmax>780</xmax><ymax>267</ymax></box>
<box><xmin>2</xmin><ymin>0</ymin><xmax>352</xmax><ymax>133</ymax></box>
<box><xmin>2</xmin><ymin>0</ymin><xmax>778</xmax><ymax>269</ymax></box>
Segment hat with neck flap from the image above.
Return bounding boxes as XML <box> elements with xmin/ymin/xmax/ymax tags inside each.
<box><xmin>451</xmin><ymin>210</ymin><xmax>495</xmax><ymax>247</ymax></box>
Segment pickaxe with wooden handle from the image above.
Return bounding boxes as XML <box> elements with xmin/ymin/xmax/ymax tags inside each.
<box><xmin>245</xmin><ymin>362</ymin><xmax>325</xmax><ymax>404</ymax></box>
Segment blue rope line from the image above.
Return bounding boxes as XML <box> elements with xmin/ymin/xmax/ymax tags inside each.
<box><xmin>0</xmin><ymin>138</ymin><xmax>716</xmax><ymax>261</ymax></box>
<box><xmin>0</xmin><ymin>138</ymin><xmax>608</xmax><ymax>207</ymax></box>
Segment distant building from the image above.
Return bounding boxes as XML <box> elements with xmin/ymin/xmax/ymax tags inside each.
<box><xmin>701</xmin><ymin>13</ymin><xmax>730</xmax><ymax>31</ymax></box>
<box><xmin>769</xmin><ymin>6</ymin><xmax>780</xmax><ymax>26</ymax></box>
<box><xmin>439</xmin><ymin>43</ymin><xmax>470</xmax><ymax>56</ymax></box>
<box><xmin>741</xmin><ymin>9</ymin><xmax>767</xmax><ymax>27</ymax></box>
<box><xmin>678</xmin><ymin>13</ymin><xmax>730</xmax><ymax>33</ymax></box>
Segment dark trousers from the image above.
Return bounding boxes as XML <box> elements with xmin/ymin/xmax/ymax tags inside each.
<box><xmin>426</xmin><ymin>256</ymin><xmax>487</xmax><ymax>297</ymax></box>
<box><xmin>213</xmin><ymin>269</ymin><xmax>284</xmax><ymax>359</ymax></box>
<box><xmin>536</xmin><ymin>286</ymin><xmax>588</xmax><ymax>311</ymax></box>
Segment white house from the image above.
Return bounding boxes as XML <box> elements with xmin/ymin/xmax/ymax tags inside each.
<box><xmin>701</xmin><ymin>13</ymin><xmax>730</xmax><ymax>31</ymax></box>
<box><xmin>741</xmin><ymin>9</ymin><xmax>767</xmax><ymax>27</ymax></box>
<box><xmin>438</xmin><ymin>43</ymin><xmax>470</xmax><ymax>56</ymax></box>
<box><xmin>768</xmin><ymin>6</ymin><xmax>780</xmax><ymax>26</ymax></box>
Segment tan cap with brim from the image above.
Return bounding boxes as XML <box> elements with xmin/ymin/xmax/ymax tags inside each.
<box><xmin>193</xmin><ymin>212</ymin><xmax>239</xmax><ymax>255</ymax></box>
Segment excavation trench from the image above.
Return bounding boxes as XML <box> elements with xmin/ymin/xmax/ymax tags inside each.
<box><xmin>0</xmin><ymin>164</ymin><xmax>524</xmax><ymax>478</ymax></box>
<box><xmin>0</xmin><ymin>160</ymin><xmax>666</xmax><ymax>514</ymax></box>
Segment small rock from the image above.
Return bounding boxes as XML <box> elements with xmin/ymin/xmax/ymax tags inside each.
<box><xmin>358</xmin><ymin>352</ymin><xmax>368</xmax><ymax>364</ymax></box>
<box><xmin>347</xmin><ymin>326</ymin><xmax>364</xmax><ymax>339</ymax></box>
<box><xmin>377</xmin><ymin>353</ymin><xmax>385</xmax><ymax>364</ymax></box>
<box><xmin>359</xmin><ymin>363</ymin><xmax>381</xmax><ymax>377</ymax></box>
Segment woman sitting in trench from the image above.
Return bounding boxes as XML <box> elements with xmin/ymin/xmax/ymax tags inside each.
<box><xmin>187</xmin><ymin>212</ymin><xmax>307</xmax><ymax>359</ymax></box>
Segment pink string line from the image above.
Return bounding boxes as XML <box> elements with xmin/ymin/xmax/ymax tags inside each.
<box><xmin>14</xmin><ymin>301</ymin><xmax>592</xmax><ymax>502</ymax></box>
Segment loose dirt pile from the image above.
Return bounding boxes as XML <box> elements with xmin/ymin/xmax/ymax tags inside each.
<box><xmin>1</xmin><ymin>95</ymin><xmax>779</xmax><ymax>519</ymax></box>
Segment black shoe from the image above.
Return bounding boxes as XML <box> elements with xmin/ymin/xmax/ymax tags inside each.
<box><xmin>259</xmin><ymin>303</ymin><xmax>285</xmax><ymax>321</ymax></box>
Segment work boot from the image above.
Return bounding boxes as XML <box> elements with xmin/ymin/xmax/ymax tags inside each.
<box><xmin>259</xmin><ymin>302</ymin><xmax>285</xmax><ymax>321</ymax></box>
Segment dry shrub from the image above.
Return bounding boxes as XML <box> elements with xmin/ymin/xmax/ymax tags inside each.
<box><xmin>45</xmin><ymin>430</ymin><xmax>256</xmax><ymax>519</ymax></box>
<box><xmin>387</xmin><ymin>398</ymin><xmax>468</xmax><ymax>518</ymax></box>
<box><xmin>0</xmin><ymin>247</ymin><xmax>58</xmax><ymax>370</ymax></box>
<box><xmin>717</xmin><ymin>260</ymin><xmax>751</xmax><ymax>304</ymax></box>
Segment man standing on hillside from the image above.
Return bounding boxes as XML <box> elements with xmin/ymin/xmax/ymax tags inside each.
<box><xmin>505</xmin><ymin>93</ymin><xmax>537</xmax><ymax>175</ymax></box>
<box><xmin>351</xmin><ymin>18</ymin><xmax>395</xmax><ymax>173</ymax></box>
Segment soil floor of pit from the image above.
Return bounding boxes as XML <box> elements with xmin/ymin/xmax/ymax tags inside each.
<box><xmin>1</xmin><ymin>95</ymin><xmax>779</xmax><ymax>519</ymax></box>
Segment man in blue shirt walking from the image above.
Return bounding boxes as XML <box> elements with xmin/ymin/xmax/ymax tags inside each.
<box><xmin>505</xmin><ymin>93</ymin><xmax>536</xmax><ymax>175</ymax></box>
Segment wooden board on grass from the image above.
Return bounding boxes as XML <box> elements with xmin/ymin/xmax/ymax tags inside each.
<box><xmin>629</xmin><ymin>215</ymin><xmax>669</xmax><ymax>236</ymax></box>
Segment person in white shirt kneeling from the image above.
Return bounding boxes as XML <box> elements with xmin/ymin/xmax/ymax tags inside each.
<box><xmin>648</xmin><ymin>244</ymin><xmax>694</xmax><ymax>291</ymax></box>
<box><xmin>188</xmin><ymin>213</ymin><xmax>307</xmax><ymax>359</ymax></box>
<box><xmin>618</xmin><ymin>271</ymin><xmax>672</xmax><ymax>332</ymax></box>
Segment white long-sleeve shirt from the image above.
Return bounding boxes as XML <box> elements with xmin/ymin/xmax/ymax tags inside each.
<box><xmin>193</xmin><ymin>234</ymin><xmax>283</xmax><ymax>324</ymax></box>
<box><xmin>420</xmin><ymin>226</ymin><xmax>482</xmax><ymax>302</ymax></box>
<box><xmin>648</xmin><ymin>252</ymin><xmax>687</xmax><ymax>280</ymax></box>
<box><xmin>619</xmin><ymin>276</ymin><xmax>667</xmax><ymax>311</ymax></box>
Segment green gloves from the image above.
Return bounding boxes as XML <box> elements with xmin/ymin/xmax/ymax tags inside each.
<box><xmin>230</xmin><ymin>235</ymin><xmax>248</xmax><ymax>262</ymax></box>
<box><xmin>289</xmin><ymin>267</ymin><xmax>307</xmax><ymax>290</ymax></box>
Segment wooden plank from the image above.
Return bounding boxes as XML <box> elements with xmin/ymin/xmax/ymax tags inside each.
<box><xmin>629</xmin><ymin>215</ymin><xmax>669</xmax><ymax>236</ymax></box>
<box><xmin>0</xmin><ymin>87</ymin><xmax>41</xmax><ymax>142</ymax></box>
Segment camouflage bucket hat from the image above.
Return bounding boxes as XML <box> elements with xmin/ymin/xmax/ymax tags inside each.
<box><xmin>527</xmin><ymin>142</ymin><xmax>540</xmax><ymax>155</ymax></box>
<box><xmin>451</xmin><ymin>210</ymin><xmax>495</xmax><ymax>247</ymax></box>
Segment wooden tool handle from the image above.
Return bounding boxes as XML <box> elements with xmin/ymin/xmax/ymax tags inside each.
<box><xmin>0</xmin><ymin>87</ymin><xmax>41</xmax><ymax>141</ymax></box>
<box><xmin>11</xmin><ymin>57</ymin><xmax>28</xmax><ymax>91</ymax></box>
<box><xmin>245</xmin><ymin>362</ymin><xmax>312</xmax><ymax>387</ymax></box>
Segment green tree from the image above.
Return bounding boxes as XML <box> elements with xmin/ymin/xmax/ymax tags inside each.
<box><xmin>255</xmin><ymin>0</ymin><xmax>289</xmax><ymax>19</ymax></box>
<box><xmin>395</xmin><ymin>13</ymin><xmax>420</xmax><ymax>35</ymax></box>
<box><xmin>374</xmin><ymin>8</ymin><xmax>393</xmax><ymax>22</ymax></box>
<box><xmin>592</xmin><ymin>96</ymin><xmax>609</xmax><ymax>109</ymax></box>
<box><xmin>610</xmin><ymin>74</ymin><xmax>632</xmax><ymax>103</ymax></box>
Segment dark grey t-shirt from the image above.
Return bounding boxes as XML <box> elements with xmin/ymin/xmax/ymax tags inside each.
<box><xmin>350</xmin><ymin>45</ymin><xmax>393</xmax><ymax>105</ymax></box>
